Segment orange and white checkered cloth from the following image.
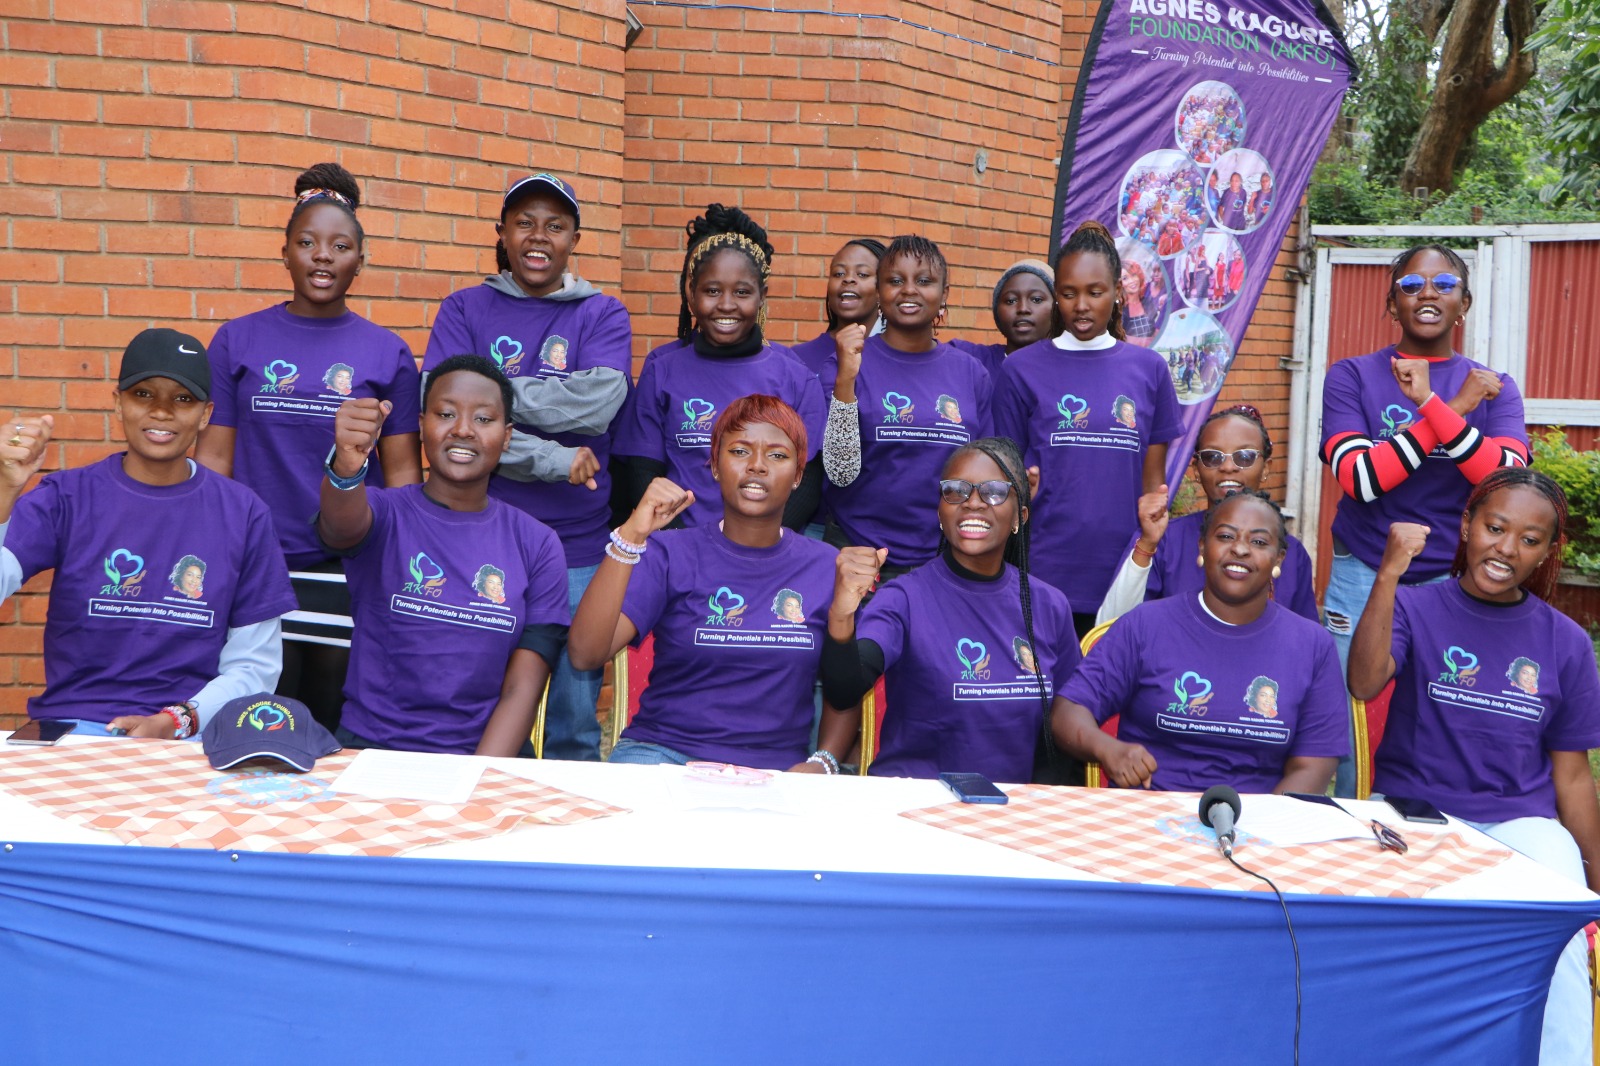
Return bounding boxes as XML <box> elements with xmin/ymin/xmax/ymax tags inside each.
<box><xmin>901</xmin><ymin>786</ymin><xmax>1512</xmax><ymax>897</ymax></box>
<box><xmin>0</xmin><ymin>742</ymin><xmax>628</xmax><ymax>858</ymax></box>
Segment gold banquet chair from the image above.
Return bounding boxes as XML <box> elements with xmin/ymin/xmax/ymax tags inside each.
<box><xmin>1077</xmin><ymin>621</ymin><xmax>1117</xmax><ymax>788</ymax></box>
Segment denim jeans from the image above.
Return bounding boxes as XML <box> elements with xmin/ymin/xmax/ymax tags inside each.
<box><xmin>538</xmin><ymin>563</ymin><xmax>604</xmax><ymax>761</ymax></box>
<box><xmin>607</xmin><ymin>738</ymin><xmax>692</xmax><ymax>765</ymax></box>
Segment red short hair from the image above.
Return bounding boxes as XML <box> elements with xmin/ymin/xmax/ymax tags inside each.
<box><xmin>709</xmin><ymin>394</ymin><xmax>807</xmax><ymax>460</ymax></box>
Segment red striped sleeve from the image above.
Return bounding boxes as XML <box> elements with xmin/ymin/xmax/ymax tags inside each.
<box><xmin>1321</xmin><ymin>421</ymin><xmax>1442</xmax><ymax>503</ymax></box>
<box><xmin>1419</xmin><ymin>395</ymin><xmax>1530</xmax><ymax>484</ymax></box>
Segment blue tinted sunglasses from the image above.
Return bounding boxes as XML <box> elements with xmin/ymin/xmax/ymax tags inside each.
<box><xmin>1395</xmin><ymin>272</ymin><xmax>1461</xmax><ymax>296</ymax></box>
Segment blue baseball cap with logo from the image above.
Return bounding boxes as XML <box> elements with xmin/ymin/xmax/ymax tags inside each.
<box><xmin>502</xmin><ymin>173</ymin><xmax>581</xmax><ymax>228</ymax></box>
<box><xmin>203</xmin><ymin>693</ymin><xmax>342</xmax><ymax>772</ymax></box>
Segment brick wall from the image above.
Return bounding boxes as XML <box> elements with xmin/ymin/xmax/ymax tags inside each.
<box><xmin>0</xmin><ymin>0</ymin><xmax>1299</xmax><ymax>726</ymax></box>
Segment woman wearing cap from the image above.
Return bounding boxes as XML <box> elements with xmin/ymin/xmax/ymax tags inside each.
<box><xmin>197</xmin><ymin>163</ymin><xmax>421</xmax><ymax>732</ymax></box>
<box><xmin>422</xmin><ymin>172</ymin><xmax>634</xmax><ymax>762</ymax></box>
<box><xmin>0</xmin><ymin>329</ymin><xmax>296</xmax><ymax>740</ymax></box>
<box><xmin>952</xmin><ymin>259</ymin><xmax>1060</xmax><ymax>377</ymax></box>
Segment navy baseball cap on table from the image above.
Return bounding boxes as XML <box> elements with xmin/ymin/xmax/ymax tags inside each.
<box><xmin>203</xmin><ymin>694</ymin><xmax>342</xmax><ymax>772</ymax></box>
<box><xmin>117</xmin><ymin>327</ymin><xmax>212</xmax><ymax>401</ymax></box>
<box><xmin>502</xmin><ymin>173</ymin><xmax>581</xmax><ymax>228</ymax></box>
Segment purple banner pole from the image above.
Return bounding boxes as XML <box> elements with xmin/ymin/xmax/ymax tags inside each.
<box><xmin>1052</xmin><ymin>0</ymin><xmax>1353</xmax><ymax>487</ymax></box>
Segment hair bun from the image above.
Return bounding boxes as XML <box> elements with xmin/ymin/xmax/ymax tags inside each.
<box><xmin>293</xmin><ymin>162</ymin><xmax>361</xmax><ymax>211</ymax></box>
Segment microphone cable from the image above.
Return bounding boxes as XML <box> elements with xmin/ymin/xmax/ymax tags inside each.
<box><xmin>1224</xmin><ymin>851</ymin><xmax>1301</xmax><ymax>1066</ymax></box>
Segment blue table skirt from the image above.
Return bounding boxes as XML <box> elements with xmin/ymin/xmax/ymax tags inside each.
<box><xmin>0</xmin><ymin>840</ymin><xmax>1592</xmax><ymax>1064</ymax></box>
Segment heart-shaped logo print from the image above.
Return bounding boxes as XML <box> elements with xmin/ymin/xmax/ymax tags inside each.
<box><xmin>882</xmin><ymin>391</ymin><xmax>913</xmax><ymax>415</ymax></box>
<box><xmin>956</xmin><ymin>638</ymin><xmax>988</xmax><ymax>672</ymax></box>
<box><xmin>1057</xmin><ymin>394</ymin><xmax>1089</xmax><ymax>419</ymax></box>
<box><xmin>684</xmin><ymin>398</ymin><xmax>716</xmax><ymax>422</ymax></box>
<box><xmin>408</xmin><ymin>552</ymin><xmax>446</xmax><ymax>586</ymax></box>
<box><xmin>708</xmin><ymin>586</ymin><xmax>746</xmax><ymax>619</ymax></box>
<box><xmin>1174</xmin><ymin>670</ymin><xmax>1213</xmax><ymax>704</ymax></box>
<box><xmin>248</xmin><ymin>704</ymin><xmax>288</xmax><ymax>732</ymax></box>
<box><xmin>1444</xmin><ymin>645</ymin><xmax>1479</xmax><ymax>675</ymax></box>
<box><xmin>264</xmin><ymin>359</ymin><xmax>299</xmax><ymax>386</ymax></box>
<box><xmin>491</xmin><ymin>336</ymin><xmax>525</xmax><ymax>369</ymax></box>
<box><xmin>105</xmin><ymin>548</ymin><xmax>145</xmax><ymax>582</ymax></box>
<box><xmin>1381</xmin><ymin>404</ymin><xmax>1413</xmax><ymax>433</ymax></box>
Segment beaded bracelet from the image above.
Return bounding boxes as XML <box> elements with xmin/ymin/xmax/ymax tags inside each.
<box><xmin>807</xmin><ymin>750</ymin><xmax>840</xmax><ymax>775</ymax></box>
<box><xmin>604</xmin><ymin>542</ymin><xmax>641</xmax><ymax>566</ymax></box>
<box><xmin>609</xmin><ymin>528</ymin><xmax>648</xmax><ymax>556</ymax></box>
<box><xmin>159</xmin><ymin>703</ymin><xmax>195</xmax><ymax>739</ymax></box>
<box><xmin>1131</xmin><ymin>543</ymin><xmax>1156</xmax><ymax>560</ymax></box>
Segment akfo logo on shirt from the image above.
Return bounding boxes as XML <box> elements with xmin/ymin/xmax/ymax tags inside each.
<box><xmin>705</xmin><ymin>586</ymin><xmax>747</xmax><ymax>626</ymax></box>
<box><xmin>881</xmin><ymin>391</ymin><xmax>915</xmax><ymax>424</ymax></box>
<box><xmin>1437</xmin><ymin>645</ymin><xmax>1480</xmax><ymax>686</ymax></box>
<box><xmin>955</xmin><ymin>638</ymin><xmax>991</xmax><ymax>681</ymax></box>
<box><xmin>247</xmin><ymin>701</ymin><xmax>289</xmax><ymax>732</ymax></box>
<box><xmin>100</xmin><ymin>548</ymin><xmax>146</xmax><ymax>597</ymax></box>
<box><xmin>1056</xmin><ymin>394</ymin><xmax>1090</xmax><ymax>429</ymax></box>
<box><xmin>1377</xmin><ymin>403</ymin><xmax>1414</xmax><ymax>438</ymax></box>
<box><xmin>259</xmin><ymin>359</ymin><xmax>299</xmax><ymax>394</ymax></box>
<box><xmin>403</xmin><ymin>552</ymin><xmax>447</xmax><ymax>598</ymax></box>
<box><xmin>1165</xmin><ymin>670</ymin><xmax>1213</xmax><ymax>716</ymax></box>
<box><xmin>681</xmin><ymin>398</ymin><xmax>716</xmax><ymax>431</ymax></box>
<box><xmin>490</xmin><ymin>335</ymin><xmax>526</xmax><ymax>376</ymax></box>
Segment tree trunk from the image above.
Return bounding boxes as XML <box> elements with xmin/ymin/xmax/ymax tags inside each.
<box><xmin>1400</xmin><ymin>0</ymin><xmax>1544</xmax><ymax>195</ymax></box>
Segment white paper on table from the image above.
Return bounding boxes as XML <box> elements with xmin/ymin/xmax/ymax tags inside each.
<box><xmin>329</xmin><ymin>748</ymin><xmax>485</xmax><ymax>806</ymax></box>
<box><xmin>1235</xmin><ymin>794</ymin><xmax>1372</xmax><ymax>846</ymax></box>
<box><xmin>668</xmin><ymin>775</ymin><xmax>799</xmax><ymax>815</ymax></box>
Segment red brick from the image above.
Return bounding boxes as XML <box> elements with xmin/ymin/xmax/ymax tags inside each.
<box><xmin>102</xmin><ymin>95</ymin><xmax>189</xmax><ymax>131</ymax></box>
<box><xmin>151</xmin><ymin>193</ymin><xmax>234</xmax><ymax>226</ymax></box>
<box><xmin>0</xmin><ymin>55</ymin><xmax>52</xmax><ymax>86</ymax></box>
<box><xmin>194</xmin><ymin>34</ymin><xmax>305</xmax><ymax>72</ymax></box>
<box><xmin>7</xmin><ymin>22</ymin><xmax>99</xmax><ymax>54</ymax></box>
<box><xmin>56</xmin><ymin>59</ymin><xmax>146</xmax><ymax>92</ymax></box>
<box><xmin>425</xmin><ymin>68</ymin><xmax>478</xmax><ymax>102</ymax></box>
<box><xmin>236</xmin><ymin>4</ymin><xmax>339</xmax><ymax>45</ymax></box>
<box><xmin>147</xmin><ymin>0</ymin><xmax>235</xmax><ymax>30</ymax></box>
<box><xmin>193</xmin><ymin>100</ymin><xmax>306</xmax><ymax>135</ymax></box>
<box><xmin>147</xmin><ymin>66</ymin><xmax>235</xmax><ymax>98</ymax></box>
<box><xmin>56</xmin><ymin>0</ymin><xmax>140</xmax><ymax>24</ymax></box>
<box><xmin>16</xmin><ymin>285</ymin><xmax>105</xmax><ymax>316</ymax></box>
<box><xmin>19</xmin><ymin>347</ymin><xmax>108</xmax><ymax>379</ymax></box>
<box><xmin>12</xmin><ymin>220</ymin><xmax>99</xmax><ymax>252</ymax></box>
<box><xmin>65</xmin><ymin>255</ymin><xmax>149</xmax><ymax>286</ymax></box>
<box><xmin>8</xmin><ymin>88</ymin><xmax>96</xmax><ymax>122</ymax></box>
<box><xmin>61</xmin><ymin>189</ymin><xmax>150</xmax><ymax>221</ymax></box>
<box><xmin>108</xmin><ymin>288</ymin><xmax>195</xmax><ymax>318</ymax></box>
<box><xmin>237</xmin><ymin>70</ymin><xmax>328</xmax><ymax>107</ymax></box>
<box><xmin>103</xmin><ymin>29</ymin><xmax>190</xmax><ymax>62</ymax></box>
<box><xmin>307</xmin><ymin>109</ymin><xmax>370</xmax><ymax>145</ymax></box>
<box><xmin>0</xmin><ymin>120</ymin><xmax>55</xmax><ymax>153</ymax></box>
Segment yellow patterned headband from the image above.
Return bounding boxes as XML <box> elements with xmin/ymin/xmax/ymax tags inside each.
<box><xmin>687</xmin><ymin>232</ymin><xmax>770</xmax><ymax>281</ymax></box>
<box><xmin>295</xmin><ymin>187</ymin><xmax>353</xmax><ymax>209</ymax></box>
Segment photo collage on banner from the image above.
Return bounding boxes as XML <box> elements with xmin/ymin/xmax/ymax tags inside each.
<box><xmin>1052</xmin><ymin>0</ymin><xmax>1353</xmax><ymax>484</ymax></box>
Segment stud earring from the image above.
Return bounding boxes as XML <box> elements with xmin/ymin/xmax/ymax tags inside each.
<box><xmin>1271</xmin><ymin>565</ymin><xmax>1281</xmax><ymax>580</ymax></box>
<box><xmin>1197</xmin><ymin>554</ymin><xmax>1204</xmax><ymax>568</ymax></box>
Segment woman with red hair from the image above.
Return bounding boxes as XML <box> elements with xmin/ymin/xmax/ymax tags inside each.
<box><xmin>570</xmin><ymin>395</ymin><xmax>856</xmax><ymax>771</ymax></box>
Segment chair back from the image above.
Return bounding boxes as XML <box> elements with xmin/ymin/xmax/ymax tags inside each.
<box><xmin>606</xmin><ymin>632</ymin><xmax>655</xmax><ymax>755</ymax></box>
<box><xmin>1078</xmin><ymin>621</ymin><xmax>1117</xmax><ymax>788</ymax></box>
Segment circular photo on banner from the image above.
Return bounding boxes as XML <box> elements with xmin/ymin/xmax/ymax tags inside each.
<box><xmin>1206</xmin><ymin>149</ymin><xmax>1277</xmax><ymax>234</ymax></box>
<box><xmin>1117</xmin><ymin>149</ymin><xmax>1208</xmax><ymax>259</ymax></box>
<box><xmin>1176</xmin><ymin>230</ymin><xmax>1247</xmax><ymax>314</ymax></box>
<box><xmin>1154</xmin><ymin>307</ymin><xmax>1234</xmax><ymax>405</ymax></box>
<box><xmin>1174</xmin><ymin>80</ymin><xmax>1247</xmax><ymax>166</ymax></box>
<box><xmin>1116</xmin><ymin>237</ymin><xmax>1172</xmax><ymax>348</ymax></box>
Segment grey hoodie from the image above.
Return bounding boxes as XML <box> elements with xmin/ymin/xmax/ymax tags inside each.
<box><xmin>430</xmin><ymin>271</ymin><xmax>631</xmax><ymax>484</ymax></box>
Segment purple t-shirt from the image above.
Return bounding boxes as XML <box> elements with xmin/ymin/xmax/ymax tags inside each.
<box><xmin>424</xmin><ymin>284</ymin><xmax>634</xmax><ymax>569</ymax></box>
<box><xmin>208</xmin><ymin>304</ymin><xmax>421</xmax><ymax>568</ymax></box>
<box><xmin>612</xmin><ymin>338</ymin><xmax>826</xmax><ymax>527</ymax></box>
<box><xmin>1374</xmin><ymin>581</ymin><xmax>1600</xmax><ymax>822</ymax></box>
<box><xmin>1321</xmin><ymin>346</ymin><xmax>1527</xmax><ymax>577</ymax></box>
<box><xmin>858</xmin><ymin>557</ymin><xmax>1079</xmax><ymax>782</ymax></box>
<box><xmin>339</xmin><ymin>484</ymin><xmax>571</xmax><ymax>754</ymax></box>
<box><xmin>994</xmin><ymin>339</ymin><xmax>1183</xmax><ymax>611</ymax></box>
<box><xmin>790</xmin><ymin>331</ymin><xmax>838</xmax><ymax>391</ymax></box>
<box><xmin>5</xmin><ymin>456</ymin><xmax>295</xmax><ymax>722</ymax></box>
<box><xmin>1122</xmin><ymin>511</ymin><xmax>1319</xmax><ymax>623</ymax></box>
<box><xmin>950</xmin><ymin>338</ymin><xmax>1008</xmax><ymax>378</ymax></box>
<box><xmin>620</xmin><ymin>525</ymin><xmax>837</xmax><ymax>768</ymax></box>
<box><xmin>825</xmin><ymin>336</ymin><xmax>993</xmax><ymax>567</ymax></box>
<box><xmin>1063</xmin><ymin>595</ymin><xmax>1348</xmax><ymax>794</ymax></box>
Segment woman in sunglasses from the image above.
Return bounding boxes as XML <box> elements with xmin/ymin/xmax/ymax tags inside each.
<box><xmin>1097</xmin><ymin>405</ymin><xmax>1316</xmax><ymax>625</ymax></box>
<box><xmin>821</xmin><ymin>437</ymin><xmax>1080</xmax><ymax>782</ymax></box>
<box><xmin>1318</xmin><ymin>244</ymin><xmax>1528</xmax><ymax>795</ymax></box>
<box><xmin>1054</xmin><ymin>490</ymin><xmax>1346</xmax><ymax>795</ymax></box>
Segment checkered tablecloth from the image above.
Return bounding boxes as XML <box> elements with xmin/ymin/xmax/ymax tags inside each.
<box><xmin>0</xmin><ymin>742</ymin><xmax>628</xmax><ymax>858</ymax></box>
<box><xmin>901</xmin><ymin>786</ymin><xmax>1512</xmax><ymax>897</ymax></box>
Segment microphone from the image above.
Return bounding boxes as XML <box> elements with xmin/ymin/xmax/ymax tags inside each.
<box><xmin>1198</xmin><ymin>785</ymin><xmax>1242</xmax><ymax>858</ymax></box>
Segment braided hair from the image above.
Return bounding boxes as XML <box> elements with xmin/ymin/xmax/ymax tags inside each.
<box><xmin>287</xmin><ymin>162</ymin><xmax>363</xmax><ymax>246</ymax></box>
<box><xmin>825</xmin><ymin>237</ymin><xmax>888</xmax><ymax>331</ymax></box>
<box><xmin>941</xmin><ymin>435</ymin><xmax>1054</xmax><ymax>755</ymax></box>
<box><xmin>1389</xmin><ymin>243</ymin><xmax>1472</xmax><ymax>306</ymax></box>
<box><xmin>880</xmin><ymin>235</ymin><xmax>948</xmax><ymax>289</ymax></box>
<box><xmin>1451</xmin><ymin>467</ymin><xmax>1568</xmax><ymax>601</ymax></box>
<box><xmin>678</xmin><ymin>204</ymin><xmax>775</xmax><ymax>343</ymax></box>
<box><xmin>1057</xmin><ymin>220</ymin><xmax>1124</xmax><ymax>340</ymax></box>
<box><xmin>1199</xmin><ymin>403</ymin><xmax>1274</xmax><ymax>462</ymax></box>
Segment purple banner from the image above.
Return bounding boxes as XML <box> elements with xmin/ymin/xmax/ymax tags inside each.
<box><xmin>1052</xmin><ymin>0</ymin><xmax>1352</xmax><ymax>486</ymax></box>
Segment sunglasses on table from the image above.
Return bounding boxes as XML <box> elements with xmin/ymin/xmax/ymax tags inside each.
<box><xmin>939</xmin><ymin>479</ymin><xmax>1014</xmax><ymax>506</ymax></box>
<box><xmin>1196</xmin><ymin>448</ymin><xmax>1261</xmax><ymax>469</ymax></box>
<box><xmin>1394</xmin><ymin>272</ymin><xmax>1462</xmax><ymax>296</ymax></box>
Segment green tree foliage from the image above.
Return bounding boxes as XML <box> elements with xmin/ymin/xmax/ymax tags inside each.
<box><xmin>1530</xmin><ymin>428</ymin><xmax>1600</xmax><ymax>576</ymax></box>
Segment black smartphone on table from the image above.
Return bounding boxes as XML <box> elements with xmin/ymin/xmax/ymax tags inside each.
<box><xmin>6</xmin><ymin>719</ymin><xmax>77</xmax><ymax>746</ymax></box>
<box><xmin>1384</xmin><ymin>795</ymin><xmax>1449</xmax><ymax>825</ymax></box>
<box><xmin>939</xmin><ymin>772</ymin><xmax>1009</xmax><ymax>805</ymax></box>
